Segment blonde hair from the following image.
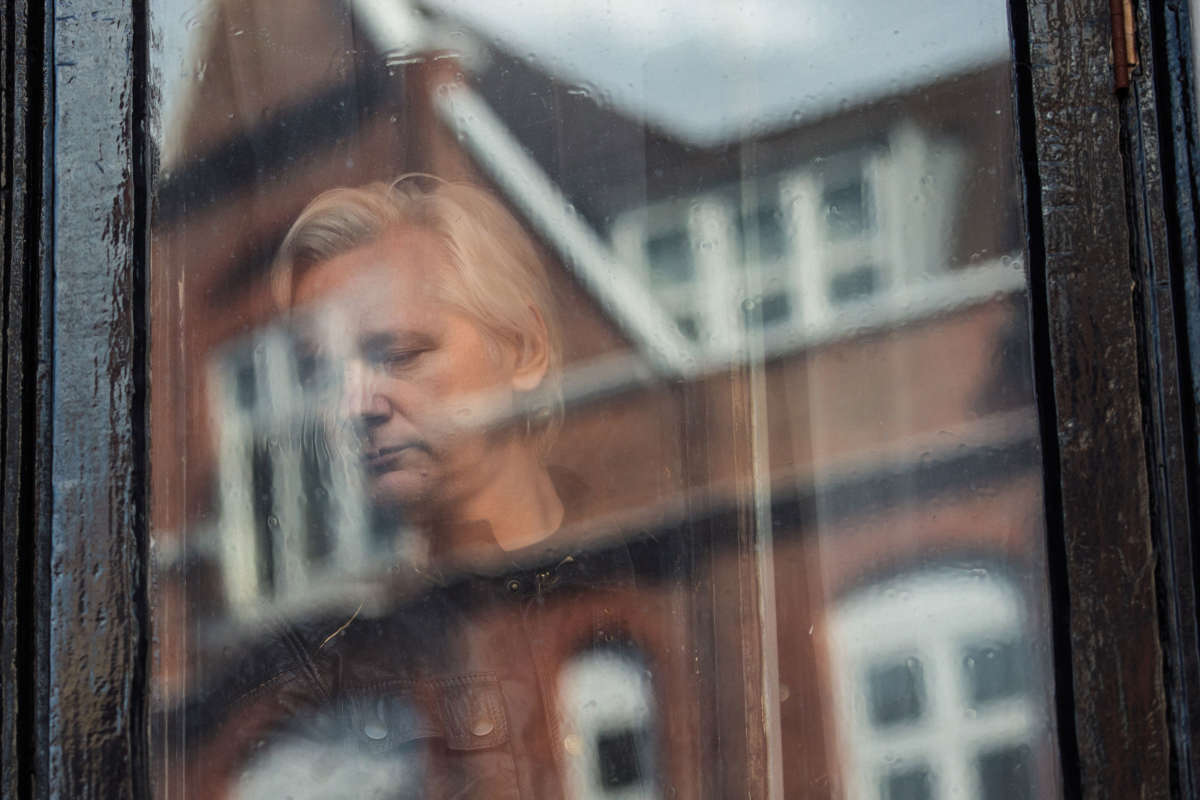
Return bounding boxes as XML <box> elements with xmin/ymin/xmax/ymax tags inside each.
<box><xmin>273</xmin><ymin>174</ymin><xmax>563</xmax><ymax>445</ymax></box>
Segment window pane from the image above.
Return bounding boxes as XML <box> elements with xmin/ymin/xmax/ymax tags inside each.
<box><xmin>829</xmin><ymin>263</ymin><xmax>880</xmax><ymax>304</ymax></box>
<box><xmin>963</xmin><ymin>641</ymin><xmax>1026</xmax><ymax>706</ymax></box>
<box><xmin>823</xmin><ymin>178</ymin><xmax>870</xmax><ymax>239</ymax></box>
<box><xmin>742</xmin><ymin>293</ymin><xmax>792</xmax><ymax>331</ymax></box>
<box><xmin>881</xmin><ymin>765</ymin><xmax>935</xmax><ymax>800</ymax></box>
<box><xmin>868</xmin><ymin>657</ymin><xmax>926</xmax><ymax>727</ymax></box>
<box><xmin>148</xmin><ymin>0</ymin><xmax>1060</xmax><ymax>797</ymax></box>
<box><xmin>645</xmin><ymin>228</ymin><xmax>695</xmax><ymax>285</ymax></box>
<box><xmin>739</xmin><ymin>202</ymin><xmax>789</xmax><ymax>265</ymax></box>
<box><xmin>977</xmin><ymin>745</ymin><xmax>1034</xmax><ymax>800</ymax></box>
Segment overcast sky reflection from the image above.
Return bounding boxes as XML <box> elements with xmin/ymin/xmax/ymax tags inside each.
<box><xmin>426</xmin><ymin>0</ymin><xmax>1012</xmax><ymax>143</ymax></box>
<box><xmin>153</xmin><ymin>0</ymin><xmax>1012</xmax><ymax>152</ymax></box>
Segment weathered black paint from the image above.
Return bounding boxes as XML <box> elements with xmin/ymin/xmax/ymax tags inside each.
<box><xmin>3</xmin><ymin>2</ymin><xmax>55</xmax><ymax>799</ymax></box>
<box><xmin>1007</xmin><ymin>3</ymin><xmax>1086</xmax><ymax>794</ymax></box>
<box><xmin>1141</xmin><ymin>0</ymin><xmax>1200</xmax><ymax>796</ymax></box>
<box><xmin>0</xmin><ymin>0</ymin><xmax>152</xmax><ymax>798</ymax></box>
<box><xmin>1018</xmin><ymin>0</ymin><xmax>1176</xmax><ymax>797</ymax></box>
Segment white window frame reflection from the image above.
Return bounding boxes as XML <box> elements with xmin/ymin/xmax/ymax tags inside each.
<box><xmin>827</xmin><ymin>567</ymin><xmax>1038</xmax><ymax>800</ymax></box>
<box><xmin>610</xmin><ymin>120</ymin><xmax>980</xmax><ymax>358</ymax></box>
<box><xmin>209</xmin><ymin>309</ymin><xmax>389</xmax><ymax>618</ymax></box>
<box><xmin>558</xmin><ymin>646</ymin><xmax>659</xmax><ymax>800</ymax></box>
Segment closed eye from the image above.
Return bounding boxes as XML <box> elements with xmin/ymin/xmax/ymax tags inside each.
<box><xmin>360</xmin><ymin>331</ymin><xmax>436</xmax><ymax>374</ymax></box>
<box><xmin>373</xmin><ymin>348</ymin><xmax>427</xmax><ymax>374</ymax></box>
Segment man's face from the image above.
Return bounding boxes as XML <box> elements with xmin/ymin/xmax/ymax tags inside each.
<box><xmin>293</xmin><ymin>226</ymin><xmax>523</xmax><ymax>515</ymax></box>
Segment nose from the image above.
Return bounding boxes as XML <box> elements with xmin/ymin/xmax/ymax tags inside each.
<box><xmin>340</xmin><ymin>359</ymin><xmax>390</xmax><ymax>429</ymax></box>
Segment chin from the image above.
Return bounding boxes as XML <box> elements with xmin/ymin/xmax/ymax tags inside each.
<box><xmin>369</xmin><ymin>470</ymin><xmax>436</xmax><ymax>515</ymax></box>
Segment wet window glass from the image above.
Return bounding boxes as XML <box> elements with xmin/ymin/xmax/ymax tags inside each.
<box><xmin>963</xmin><ymin>640</ymin><xmax>1026</xmax><ymax>706</ymax></box>
<box><xmin>881</xmin><ymin>765</ymin><xmax>935</xmax><ymax>800</ymax></box>
<box><xmin>867</xmin><ymin>656</ymin><xmax>926</xmax><ymax>728</ymax></box>
<box><xmin>148</xmin><ymin>0</ymin><xmax>1061</xmax><ymax>797</ymax></box>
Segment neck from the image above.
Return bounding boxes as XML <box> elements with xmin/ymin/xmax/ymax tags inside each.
<box><xmin>436</xmin><ymin>439</ymin><xmax>564</xmax><ymax>553</ymax></box>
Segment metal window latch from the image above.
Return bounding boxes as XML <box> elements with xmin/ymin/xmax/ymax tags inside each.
<box><xmin>1110</xmin><ymin>0</ymin><xmax>1138</xmax><ymax>90</ymax></box>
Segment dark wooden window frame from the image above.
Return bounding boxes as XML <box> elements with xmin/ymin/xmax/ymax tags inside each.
<box><xmin>1011</xmin><ymin>0</ymin><xmax>1200</xmax><ymax>797</ymax></box>
<box><xmin>2</xmin><ymin>0</ymin><xmax>1199</xmax><ymax>797</ymax></box>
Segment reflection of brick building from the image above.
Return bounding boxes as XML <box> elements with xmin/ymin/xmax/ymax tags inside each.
<box><xmin>151</xmin><ymin>2</ymin><xmax>1054</xmax><ymax>798</ymax></box>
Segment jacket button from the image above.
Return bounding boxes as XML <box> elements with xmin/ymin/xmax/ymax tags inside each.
<box><xmin>472</xmin><ymin>718</ymin><xmax>495</xmax><ymax>737</ymax></box>
<box><xmin>363</xmin><ymin>720</ymin><xmax>388</xmax><ymax>740</ymax></box>
<box><xmin>506</xmin><ymin>579</ymin><xmax>521</xmax><ymax>594</ymax></box>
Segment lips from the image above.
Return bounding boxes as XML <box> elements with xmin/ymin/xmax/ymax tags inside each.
<box><xmin>362</xmin><ymin>442</ymin><xmax>427</xmax><ymax>473</ymax></box>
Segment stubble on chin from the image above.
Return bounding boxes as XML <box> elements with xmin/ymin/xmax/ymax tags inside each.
<box><xmin>370</xmin><ymin>472</ymin><xmax>429</xmax><ymax>513</ymax></box>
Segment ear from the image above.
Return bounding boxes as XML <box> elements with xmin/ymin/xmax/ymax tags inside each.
<box><xmin>510</xmin><ymin>306</ymin><xmax>551</xmax><ymax>392</ymax></box>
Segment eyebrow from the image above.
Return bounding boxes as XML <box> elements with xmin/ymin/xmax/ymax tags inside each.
<box><xmin>358</xmin><ymin>330</ymin><xmax>436</xmax><ymax>354</ymax></box>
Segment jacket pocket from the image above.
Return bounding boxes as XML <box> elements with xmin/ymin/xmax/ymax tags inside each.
<box><xmin>429</xmin><ymin>672</ymin><xmax>510</xmax><ymax>751</ymax></box>
<box><xmin>334</xmin><ymin>680</ymin><xmax>439</xmax><ymax>756</ymax></box>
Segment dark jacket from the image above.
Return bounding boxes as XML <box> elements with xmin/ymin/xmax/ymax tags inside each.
<box><xmin>184</xmin><ymin>473</ymin><xmax>644</xmax><ymax>799</ymax></box>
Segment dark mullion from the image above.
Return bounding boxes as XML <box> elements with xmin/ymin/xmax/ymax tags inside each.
<box><xmin>1140</xmin><ymin>0</ymin><xmax>1200</xmax><ymax>796</ymax></box>
<box><xmin>1007</xmin><ymin>0</ymin><xmax>1082</xmax><ymax>793</ymax></box>
<box><xmin>2</xmin><ymin>2</ymin><xmax>54</xmax><ymax>800</ymax></box>
<box><xmin>3</xmin><ymin>3</ymin><xmax>49</xmax><ymax>800</ymax></box>
<box><xmin>1015</xmin><ymin>0</ymin><xmax>1173</xmax><ymax>797</ymax></box>
<box><xmin>130</xmin><ymin>0</ymin><xmax>152</xmax><ymax>794</ymax></box>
